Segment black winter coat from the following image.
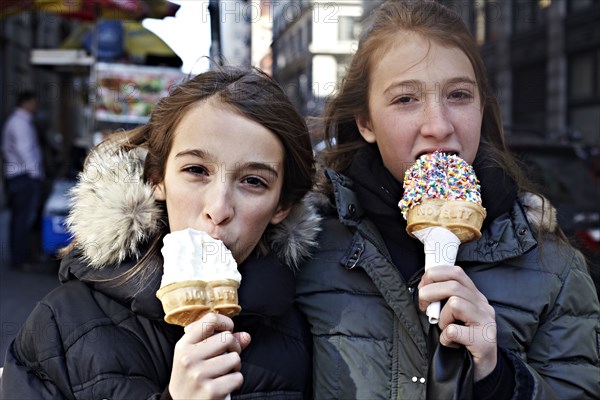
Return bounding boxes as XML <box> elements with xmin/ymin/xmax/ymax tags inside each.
<box><xmin>296</xmin><ymin>168</ymin><xmax>600</xmax><ymax>399</ymax></box>
<box><xmin>1</xmin><ymin>144</ymin><xmax>320</xmax><ymax>399</ymax></box>
<box><xmin>2</xmin><ymin>251</ymin><xmax>312</xmax><ymax>399</ymax></box>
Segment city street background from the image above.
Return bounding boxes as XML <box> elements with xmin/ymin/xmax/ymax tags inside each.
<box><xmin>0</xmin><ymin>210</ymin><xmax>60</xmax><ymax>366</ymax></box>
<box><xmin>1</xmin><ymin>0</ymin><xmax>599</xmax><ymax>370</ymax></box>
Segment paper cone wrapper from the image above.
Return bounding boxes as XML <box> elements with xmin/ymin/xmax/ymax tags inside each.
<box><xmin>413</xmin><ymin>227</ymin><xmax>461</xmax><ymax>324</ymax></box>
<box><xmin>406</xmin><ymin>198</ymin><xmax>486</xmax><ymax>243</ymax></box>
<box><xmin>156</xmin><ymin>279</ymin><xmax>241</xmax><ymax>326</ymax></box>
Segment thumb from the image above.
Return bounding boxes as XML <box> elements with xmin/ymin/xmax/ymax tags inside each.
<box><xmin>234</xmin><ymin>331</ymin><xmax>252</xmax><ymax>350</ymax></box>
<box><xmin>439</xmin><ymin>324</ymin><xmax>462</xmax><ymax>348</ymax></box>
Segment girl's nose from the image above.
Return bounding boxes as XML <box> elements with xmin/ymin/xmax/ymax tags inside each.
<box><xmin>420</xmin><ymin>102</ymin><xmax>454</xmax><ymax>140</ymax></box>
<box><xmin>203</xmin><ymin>183</ymin><xmax>234</xmax><ymax>225</ymax></box>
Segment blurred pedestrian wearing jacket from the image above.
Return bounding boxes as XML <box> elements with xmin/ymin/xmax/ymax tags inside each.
<box><xmin>1</xmin><ymin>90</ymin><xmax>44</xmax><ymax>269</ymax></box>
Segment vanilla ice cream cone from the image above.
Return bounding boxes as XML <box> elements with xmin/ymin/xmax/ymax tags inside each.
<box><xmin>156</xmin><ymin>279</ymin><xmax>241</xmax><ymax>326</ymax></box>
<box><xmin>156</xmin><ymin>280</ymin><xmax>211</xmax><ymax>326</ymax></box>
<box><xmin>208</xmin><ymin>280</ymin><xmax>242</xmax><ymax>317</ymax></box>
<box><xmin>156</xmin><ymin>229</ymin><xmax>242</xmax><ymax>327</ymax></box>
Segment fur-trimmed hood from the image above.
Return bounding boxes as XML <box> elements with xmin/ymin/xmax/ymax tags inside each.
<box><xmin>519</xmin><ymin>191</ymin><xmax>557</xmax><ymax>233</ymax></box>
<box><xmin>66</xmin><ymin>140</ymin><xmax>321</xmax><ymax>270</ymax></box>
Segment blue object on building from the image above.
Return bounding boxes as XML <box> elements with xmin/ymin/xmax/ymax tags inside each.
<box><xmin>83</xmin><ymin>19</ymin><xmax>124</xmax><ymax>61</ymax></box>
<box><xmin>42</xmin><ymin>180</ymin><xmax>76</xmax><ymax>255</ymax></box>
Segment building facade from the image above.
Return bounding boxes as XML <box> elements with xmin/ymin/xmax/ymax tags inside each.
<box><xmin>1</xmin><ymin>13</ymin><xmax>37</xmax><ymax>118</ymax></box>
<box><xmin>210</xmin><ymin>0</ymin><xmax>253</xmax><ymax>67</ymax></box>
<box><xmin>1</xmin><ymin>11</ymin><xmax>74</xmax><ymax>179</ymax></box>
<box><xmin>268</xmin><ymin>0</ymin><xmax>599</xmax><ymax>144</ymax></box>
<box><xmin>439</xmin><ymin>0</ymin><xmax>600</xmax><ymax>144</ymax></box>
<box><xmin>271</xmin><ymin>0</ymin><xmax>362</xmax><ymax>116</ymax></box>
<box><xmin>251</xmin><ymin>0</ymin><xmax>275</xmax><ymax>75</ymax></box>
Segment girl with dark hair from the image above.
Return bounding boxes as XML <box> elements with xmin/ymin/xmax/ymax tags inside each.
<box><xmin>2</xmin><ymin>66</ymin><xmax>319</xmax><ymax>399</ymax></box>
<box><xmin>296</xmin><ymin>1</ymin><xmax>599</xmax><ymax>399</ymax></box>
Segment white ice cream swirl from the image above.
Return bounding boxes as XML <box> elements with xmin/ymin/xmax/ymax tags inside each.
<box><xmin>160</xmin><ymin>228</ymin><xmax>241</xmax><ymax>287</ymax></box>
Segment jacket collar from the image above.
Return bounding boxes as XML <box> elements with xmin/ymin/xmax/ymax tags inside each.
<box><xmin>59</xmin><ymin>245</ymin><xmax>299</xmax><ymax>321</ymax></box>
<box><xmin>456</xmin><ymin>199</ymin><xmax>537</xmax><ymax>263</ymax></box>
<box><xmin>326</xmin><ymin>169</ymin><xmax>554</xmax><ymax>264</ymax></box>
<box><xmin>65</xmin><ymin>140</ymin><xmax>321</xmax><ymax>271</ymax></box>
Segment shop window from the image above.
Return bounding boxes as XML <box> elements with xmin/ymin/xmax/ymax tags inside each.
<box><xmin>471</xmin><ymin>0</ymin><xmax>505</xmax><ymax>45</ymax></box>
<box><xmin>568</xmin><ymin>0</ymin><xmax>599</xmax><ymax>13</ymax></box>
<box><xmin>338</xmin><ymin>15</ymin><xmax>360</xmax><ymax>42</ymax></box>
<box><xmin>569</xmin><ymin>106</ymin><xmax>600</xmax><ymax>142</ymax></box>
<box><xmin>512</xmin><ymin>62</ymin><xmax>547</xmax><ymax>132</ymax></box>
<box><xmin>568</xmin><ymin>50</ymin><xmax>600</xmax><ymax>143</ymax></box>
<box><xmin>513</xmin><ymin>0</ymin><xmax>549</xmax><ymax>33</ymax></box>
<box><xmin>484</xmin><ymin>1</ymin><xmax>504</xmax><ymax>43</ymax></box>
<box><xmin>569</xmin><ymin>53</ymin><xmax>596</xmax><ymax>99</ymax></box>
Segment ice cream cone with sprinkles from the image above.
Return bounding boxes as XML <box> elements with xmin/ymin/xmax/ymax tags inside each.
<box><xmin>399</xmin><ymin>151</ymin><xmax>486</xmax><ymax>323</ymax></box>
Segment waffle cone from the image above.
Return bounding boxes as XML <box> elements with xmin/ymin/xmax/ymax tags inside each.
<box><xmin>405</xmin><ymin>198</ymin><xmax>486</xmax><ymax>243</ymax></box>
<box><xmin>156</xmin><ymin>279</ymin><xmax>241</xmax><ymax>326</ymax></box>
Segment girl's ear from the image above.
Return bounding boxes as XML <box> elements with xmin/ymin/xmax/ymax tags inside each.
<box><xmin>153</xmin><ymin>182</ymin><xmax>166</xmax><ymax>201</ymax></box>
<box><xmin>150</xmin><ymin>170</ymin><xmax>166</xmax><ymax>201</ymax></box>
<box><xmin>269</xmin><ymin>203</ymin><xmax>292</xmax><ymax>225</ymax></box>
<box><xmin>355</xmin><ymin>113</ymin><xmax>376</xmax><ymax>143</ymax></box>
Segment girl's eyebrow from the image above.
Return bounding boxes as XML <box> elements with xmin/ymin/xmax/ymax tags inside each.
<box><xmin>445</xmin><ymin>76</ymin><xmax>478</xmax><ymax>86</ymax></box>
<box><xmin>384</xmin><ymin>76</ymin><xmax>478</xmax><ymax>94</ymax></box>
<box><xmin>238</xmin><ymin>162</ymin><xmax>280</xmax><ymax>178</ymax></box>
<box><xmin>174</xmin><ymin>148</ymin><xmax>213</xmax><ymax>160</ymax></box>
<box><xmin>384</xmin><ymin>79</ymin><xmax>421</xmax><ymax>95</ymax></box>
<box><xmin>175</xmin><ymin>149</ymin><xmax>280</xmax><ymax>178</ymax></box>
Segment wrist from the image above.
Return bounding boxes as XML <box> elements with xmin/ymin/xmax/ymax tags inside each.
<box><xmin>474</xmin><ymin>350</ymin><xmax>497</xmax><ymax>381</ymax></box>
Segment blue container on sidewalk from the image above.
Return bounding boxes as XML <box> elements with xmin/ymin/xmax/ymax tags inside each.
<box><xmin>42</xmin><ymin>180</ymin><xmax>76</xmax><ymax>255</ymax></box>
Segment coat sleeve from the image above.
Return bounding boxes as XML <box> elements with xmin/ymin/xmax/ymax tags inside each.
<box><xmin>0</xmin><ymin>299</ymin><xmax>169</xmax><ymax>400</ymax></box>
<box><xmin>509</xmin><ymin>253</ymin><xmax>600</xmax><ymax>399</ymax></box>
<box><xmin>2</xmin><ymin>348</ymin><xmax>68</xmax><ymax>399</ymax></box>
<box><xmin>0</xmin><ymin>302</ymin><xmax>75</xmax><ymax>399</ymax></box>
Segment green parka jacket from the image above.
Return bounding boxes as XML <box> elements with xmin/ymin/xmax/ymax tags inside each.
<box><xmin>296</xmin><ymin>169</ymin><xmax>599</xmax><ymax>400</ymax></box>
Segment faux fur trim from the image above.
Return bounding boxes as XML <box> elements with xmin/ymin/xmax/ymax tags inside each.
<box><xmin>257</xmin><ymin>199</ymin><xmax>322</xmax><ymax>270</ymax></box>
<box><xmin>66</xmin><ymin>141</ymin><xmax>321</xmax><ymax>270</ymax></box>
<box><xmin>519</xmin><ymin>192</ymin><xmax>557</xmax><ymax>233</ymax></box>
<box><xmin>66</xmin><ymin>143</ymin><xmax>162</xmax><ymax>268</ymax></box>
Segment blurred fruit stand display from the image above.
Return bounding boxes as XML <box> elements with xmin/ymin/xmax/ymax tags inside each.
<box><xmin>2</xmin><ymin>0</ymin><xmax>184</xmax><ymax>255</ymax></box>
<box><xmin>35</xmin><ymin>60</ymin><xmax>185</xmax><ymax>255</ymax></box>
<box><xmin>31</xmin><ymin>20</ymin><xmax>185</xmax><ymax>252</ymax></box>
<box><xmin>93</xmin><ymin>62</ymin><xmax>185</xmax><ymax>127</ymax></box>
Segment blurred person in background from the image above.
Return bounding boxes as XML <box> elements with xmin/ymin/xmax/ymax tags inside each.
<box><xmin>1</xmin><ymin>90</ymin><xmax>44</xmax><ymax>270</ymax></box>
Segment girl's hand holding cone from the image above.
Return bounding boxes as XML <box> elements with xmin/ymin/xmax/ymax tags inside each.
<box><xmin>169</xmin><ymin>313</ymin><xmax>251</xmax><ymax>399</ymax></box>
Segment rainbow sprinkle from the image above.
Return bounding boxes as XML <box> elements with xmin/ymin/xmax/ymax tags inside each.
<box><xmin>398</xmin><ymin>152</ymin><xmax>482</xmax><ymax>219</ymax></box>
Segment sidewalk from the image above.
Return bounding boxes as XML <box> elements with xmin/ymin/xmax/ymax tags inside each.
<box><xmin>0</xmin><ymin>209</ymin><xmax>60</xmax><ymax>366</ymax></box>
<box><xmin>0</xmin><ymin>266</ymin><xmax>60</xmax><ymax>366</ymax></box>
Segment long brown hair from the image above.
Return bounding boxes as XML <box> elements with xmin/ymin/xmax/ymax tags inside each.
<box><xmin>318</xmin><ymin>0</ymin><xmax>529</xmax><ymax>193</ymax></box>
<box><xmin>71</xmin><ymin>65</ymin><xmax>315</xmax><ymax>286</ymax></box>
<box><xmin>316</xmin><ymin>0</ymin><xmax>573</xmax><ymax>258</ymax></box>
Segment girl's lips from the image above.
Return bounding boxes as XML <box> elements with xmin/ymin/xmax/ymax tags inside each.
<box><xmin>415</xmin><ymin>149</ymin><xmax>459</xmax><ymax>159</ymax></box>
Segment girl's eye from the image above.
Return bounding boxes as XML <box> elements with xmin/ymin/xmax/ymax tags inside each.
<box><xmin>183</xmin><ymin>165</ymin><xmax>209</xmax><ymax>176</ymax></box>
<box><xmin>448</xmin><ymin>91</ymin><xmax>473</xmax><ymax>101</ymax></box>
<box><xmin>394</xmin><ymin>96</ymin><xmax>417</xmax><ymax>105</ymax></box>
<box><xmin>243</xmin><ymin>176</ymin><xmax>267</xmax><ymax>188</ymax></box>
